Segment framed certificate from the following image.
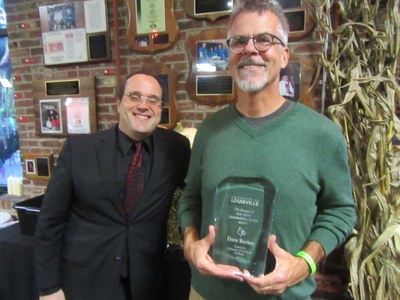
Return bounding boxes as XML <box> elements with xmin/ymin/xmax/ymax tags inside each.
<box><xmin>126</xmin><ymin>0</ymin><xmax>179</xmax><ymax>53</ymax></box>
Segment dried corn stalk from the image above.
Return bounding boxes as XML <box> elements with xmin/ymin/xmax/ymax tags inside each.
<box><xmin>312</xmin><ymin>0</ymin><xmax>400</xmax><ymax>299</ymax></box>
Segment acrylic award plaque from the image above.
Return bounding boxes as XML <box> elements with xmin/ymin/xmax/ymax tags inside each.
<box><xmin>213</xmin><ymin>177</ymin><xmax>276</xmax><ymax>276</ymax></box>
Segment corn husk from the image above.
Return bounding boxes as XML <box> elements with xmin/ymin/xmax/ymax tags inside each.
<box><xmin>311</xmin><ymin>0</ymin><xmax>400</xmax><ymax>299</ymax></box>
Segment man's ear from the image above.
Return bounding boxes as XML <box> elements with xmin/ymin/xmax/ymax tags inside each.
<box><xmin>280</xmin><ymin>47</ymin><xmax>290</xmax><ymax>69</ymax></box>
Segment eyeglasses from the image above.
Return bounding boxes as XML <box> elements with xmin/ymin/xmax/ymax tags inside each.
<box><xmin>226</xmin><ymin>32</ymin><xmax>286</xmax><ymax>54</ymax></box>
<box><xmin>124</xmin><ymin>92</ymin><xmax>162</xmax><ymax>106</ymax></box>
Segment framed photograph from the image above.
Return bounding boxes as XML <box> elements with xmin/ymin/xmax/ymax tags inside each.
<box><xmin>186</xmin><ymin>29</ymin><xmax>236</xmax><ymax>105</ymax></box>
<box><xmin>185</xmin><ymin>0</ymin><xmax>233</xmax><ymax>21</ymax></box>
<box><xmin>279</xmin><ymin>61</ymin><xmax>301</xmax><ymax>102</ymax></box>
<box><xmin>33</xmin><ymin>77</ymin><xmax>97</xmax><ymax>136</ymax></box>
<box><xmin>39</xmin><ymin>99</ymin><xmax>63</xmax><ymax>134</ymax></box>
<box><xmin>38</xmin><ymin>0</ymin><xmax>110</xmax><ymax>66</ymax></box>
<box><xmin>23</xmin><ymin>153</ymin><xmax>54</xmax><ymax>180</ymax></box>
<box><xmin>280</xmin><ymin>54</ymin><xmax>317</xmax><ymax>109</ymax></box>
<box><xmin>25</xmin><ymin>159</ymin><xmax>36</xmax><ymax>175</ymax></box>
<box><xmin>126</xmin><ymin>0</ymin><xmax>179</xmax><ymax>54</ymax></box>
<box><xmin>196</xmin><ymin>40</ymin><xmax>229</xmax><ymax>72</ymax></box>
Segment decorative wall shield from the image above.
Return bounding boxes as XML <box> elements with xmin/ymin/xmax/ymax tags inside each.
<box><xmin>186</xmin><ymin>29</ymin><xmax>236</xmax><ymax>106</ymax></box>
<box><xmin>126</xmin><ymin>0</ymin><xmax>179</xmax><ymax>53</ymax></box>
<box><xmin>139</xmin><ymin>58</ymin><xmax>179</xmax><ymax>129</ymax></box>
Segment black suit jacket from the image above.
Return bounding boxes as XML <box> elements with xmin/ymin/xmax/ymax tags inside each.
<box><xmin>35</xmin><ymin>127</ymin><xmax>190</xmax><ymax>300</ymax></box>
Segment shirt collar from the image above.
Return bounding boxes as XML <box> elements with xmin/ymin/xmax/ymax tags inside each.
<box><xmin>116</xmin><ymin>127</ymin><xmax>153</xmax><ymax>157</ymax></box>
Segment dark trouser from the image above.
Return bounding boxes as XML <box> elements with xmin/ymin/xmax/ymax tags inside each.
<box><xmin>158</xmin><ymin>245</ymin><xmax>191</xmax><ymax>300</ymax></box>
<box><xmin>117</xmin><ymin>276</ymin><xmax>133</xmax><ymax>300</ymax></box>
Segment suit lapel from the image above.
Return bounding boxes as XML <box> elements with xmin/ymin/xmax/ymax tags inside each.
<box><xmin>96</xmin><ymin>128</ymin><xmax>126</xmax><ymax>218</ymax></box>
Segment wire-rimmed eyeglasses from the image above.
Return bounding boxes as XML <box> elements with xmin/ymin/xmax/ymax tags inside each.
<box><xmin>124</xmin><ymin>92</ymin><xmax>162</xmax><ymax>106</ymax></box>
<box><xmin>226</xmin><ymin>32</ymin><xmax>286</xmax><ymax>54</ymax></box>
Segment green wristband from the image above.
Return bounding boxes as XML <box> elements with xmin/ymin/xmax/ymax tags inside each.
<box><xmin>296</xmin><ymin>251</ymin><xmax>317</xmax><ymax>275</ymax></box>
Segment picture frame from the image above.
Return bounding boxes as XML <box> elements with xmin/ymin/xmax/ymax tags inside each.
<box><xmin>186</xmin><ymin>29</ymin><xmax>236</xmax><ymax>106</ymax></box>
<box><xmin>23</xmin><ymin>153</ymin><xmax>54</xmax><ymax>180</ymax></box>
<box><xmin>25</xmin><ymin>159</ymin><xmax>36</xmax><ymax>175</ymax></box>
<box><xmin>38</xmin><ymin>0</ymin><xmax>110</xmax><ymax>66</ymax></box>
<box><xmin>39</xmin><ymin>99</ymin><xmax>63</xmax><ymax>134</ymax></box>
<box><xmin>139</xmin><ymin>58</ymin><xmax>179</xmax><ymax>129</ymax></box>
<box><xmin>126</xmin><ymin>0</ymin><xmax>179</xmax><ymax>53</ymax></box>
<box><xmin>33</xmin><ymin>77</ymin><xmax>97</xmax><ymax>136</ymax></box>
<box><xmin>184</xmin><ymin>0</ymin><xmax>233</xmax><ymax>22</ymax></box>
<box><xmin>281</xmin><ymin>54</ymin><xmax>316</xmax><ymax>109</ymax></box>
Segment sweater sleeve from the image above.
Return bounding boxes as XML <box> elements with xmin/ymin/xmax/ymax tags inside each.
<box><xmin>308</xmin><ymin>129</ymin><xmax>357</xmax><ymax>255</ymax></box>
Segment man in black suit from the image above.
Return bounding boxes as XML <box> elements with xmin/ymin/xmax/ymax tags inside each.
<box><xmin>35</xmin><ymin>72</ymin><xmax>191</xmax><ymax>300</ymax></box>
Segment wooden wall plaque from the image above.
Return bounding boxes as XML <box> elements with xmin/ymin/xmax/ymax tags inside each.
<box><xmin>139</xmin><ymin>58</ymin><xmax>179</xmax><ymax>129</ymax></box>
<box><xmin>184</xmin><ymin>0</ymin><xmax>233</xmax><ymax>22</ymax></box>
<box><xmin>186</xmin><ymin>29</ymin><xmax>236</xmax><ymax>106</ymax></box>
<box><xmin>33</xmin><ymin>77</ymin><xmax>97</xmax><ymax>136</ymax></box>
<box><xmin>126</xmin><ymin>0</ymin><xmax>179</xmax><ymax>54</ymax></box>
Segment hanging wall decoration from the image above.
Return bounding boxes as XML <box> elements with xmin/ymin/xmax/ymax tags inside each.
<box><xmin>38</xmin><ymin>0</ymin><xmax>110</xmax><ymax>66</ymax></box>
<box><xmin>33</xmin><ymin>77</ymin><xmax>97</xmax><ymax>136</ymax></box>
<box><xmin>186</xmin><ymin>29</ymin><xmax>236</xmax><ymax>106</ymax></box>
<box><xmin>126</xmin><ymin>0</ymin><xmax>179</xmax><ymax>53</ymax></box>
<box><xmin>277</xmin><ymin>0</ymin><xmax>315</xmax><ymax>41</ymax></box>
<box><xmin>279</xmin><ymin>54</ymin><xmax>316</xmax><ymax>109</ymax></box>
<box><xmin>184</xmin><ymin>0</ymin><xmax>233</xmax><ymax>22</ymax></box>
<box><xmin>139</xmin><ymin>58</ymin><xmax>179</xmax><ymax>129</ymax></box>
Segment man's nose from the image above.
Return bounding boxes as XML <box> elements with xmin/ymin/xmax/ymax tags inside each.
<box><xmin>242</xmin><ymin>38</ymin><xmax>258</xmax><ymax>54</ymax></box>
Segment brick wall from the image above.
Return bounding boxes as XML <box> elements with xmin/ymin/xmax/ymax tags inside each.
<box><xmin>5</xmin><ymin>0</ymin><xmax>321</xmax><ymax>194</ymax></box>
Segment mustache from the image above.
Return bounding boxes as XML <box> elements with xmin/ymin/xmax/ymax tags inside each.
<box><xmin>237</xmin><ymin>57</ymin><xmax>268</xmax><ymax>68</ymax></box>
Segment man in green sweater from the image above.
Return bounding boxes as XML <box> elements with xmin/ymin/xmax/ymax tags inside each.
<box><xmin>178</xmin><ymin>0</ymin><xmax>357</xmax><ymax>299</ymax></box>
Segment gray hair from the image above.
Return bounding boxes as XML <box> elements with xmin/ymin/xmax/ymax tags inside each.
<box><xmin>229</xmin><ymin>0</ymin><xmax>289</xmax><ymax>45</ymax></box>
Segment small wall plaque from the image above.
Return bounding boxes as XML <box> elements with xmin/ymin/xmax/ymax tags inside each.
<box><xmin>23</xmin><ymin>153</ymin><xmax>54</xmax><ymax>180</ymax></box>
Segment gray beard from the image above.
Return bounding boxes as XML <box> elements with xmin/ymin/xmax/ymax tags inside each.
<box><xmin>235</xmin><ymin>75</ymin><xmax>268</xmax><ymax>93</ymax></box>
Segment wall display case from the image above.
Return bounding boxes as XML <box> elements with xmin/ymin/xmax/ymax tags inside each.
<box><xmin>186</xmin><ymin>29</ymin><xmax>236</xmax><ymax>106</ymax></box>
<box><xmin>38</xmin><ymin>0</ymin><xmax>110</xmax><ymax>66</ymax></box>
<box><xmin>126</xmin><ymin>0</ymin><xmax>179</xmax><ymax>53</ymax></box>
<box><xmin>139</xmin><ymin>58</ymin><xmax>179</xmax><ymax>129</ymax></box>
<box><xmin>33</xmin><ymin>77</ymin><xmax>97</xmax><ymax>136</ymax></box>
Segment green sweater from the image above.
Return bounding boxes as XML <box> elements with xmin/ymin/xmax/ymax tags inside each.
<box><xmin>179</xmin><ymin>103</ymin><xmax>356</xmax><ymax>300</ymax></box>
